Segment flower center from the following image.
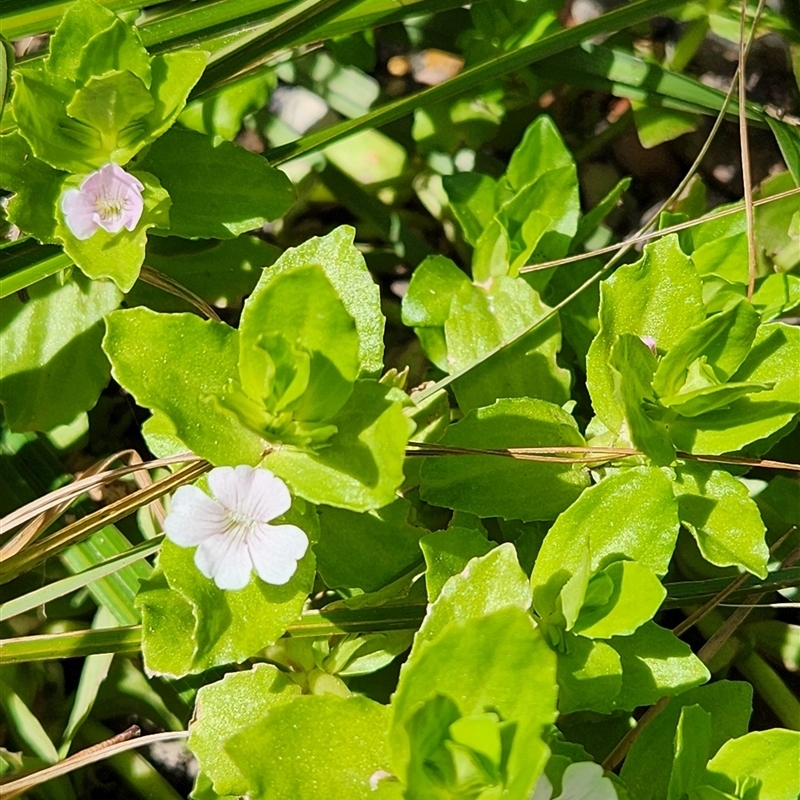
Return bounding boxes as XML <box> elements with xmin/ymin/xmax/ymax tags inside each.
<box><xmin>96</xmin><ymin>194</ymin><xmax>128</xmax><ymax>222</ymax></box>
<box><xmin>224</xmin><ymin>509</ymin><xmax>261</xmax><ymax>540</ymax></box>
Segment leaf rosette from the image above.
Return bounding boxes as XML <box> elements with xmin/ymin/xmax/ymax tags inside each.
<box><xmin>104</xmin><ymin>226</ymin><xmax>411</xmax><ymax>513</ymax></box>
<box><xmin>11</xmin><ymin>0</ymin><xmax>207</xmax><ymax>173</ymax></box>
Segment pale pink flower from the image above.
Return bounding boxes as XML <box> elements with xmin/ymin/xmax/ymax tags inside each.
<box><xmin>61</xmin><ymin>163</ymin><xmax>144</xmax><ymax>240</ymax></box>
<box><xmin>640</xmin><ymin>335</ymin><xmax>658</xmax><ymax>356</ymax></box>
<box><xmin>164</xmin><ymin>465</ymin><xmax>309</xmax><ymax>591</ymax></box>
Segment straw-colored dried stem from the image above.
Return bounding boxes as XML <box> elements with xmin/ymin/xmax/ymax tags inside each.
<box><xmin>0</xmin><ymin>453</ymin><xmax>203</xmax><ymax>535</ymax></box>
<box><xmin>0</xmin><ymin>726</ymin><xmax>188</xmax><ymax>799</ymax></box>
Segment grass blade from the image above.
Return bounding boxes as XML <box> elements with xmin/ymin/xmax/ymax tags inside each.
<box><xmin>535</xmin><ymin>44</ymin><xmax>762</xmax><ymax>122</ymax></box>
<box><xmin>191</xmin><ymin>0</ymin><xmax>366</xmax><ymax>96</ymax></box>
<box><xmin>1</xmin><ymin>538</ymin><xmax>162</xmax><ymax>622</ymax></box>
<box><xmin>0</xmin><ymin>603</ymin><xmax>428</xmax><ymax>663</ymax></box>
<box><xmin>265</xmin><ymin>0</ymin><xmax>693</xmax><ymax>165</ymax></box>
<box><xmin>59</xmin><ymin>526</ymin><xmax>153</xmax><ymax>627</ymax></box>
<box><xmin>0</xmin><ymin>243</ymin><xmax>72</xmax><ymax>300</ymax></box>
<box><xmin>0</xmin><ymin>0</ymin><xmax>172</xmax><ymax>39</ymax></box>
<box><xmin>0</xmin><ymin>626</ymin><xmax>143</xmax><ymax>664</ymax></box>
<box><xmin>57</xmin><ymin>608</ymin><xmax>116</xmax><ymax>758</ymax></box>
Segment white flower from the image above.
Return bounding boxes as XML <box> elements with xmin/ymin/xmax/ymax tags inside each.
<box><xmin>531</xmin><ymin>762</ymin><xmax>617</xmax><ymax>800</ymax></box>
<box><xmin>61</xmin><ymin>163</ymin><xmax>144</xmax><ymax>240</ymax></box>
<box><xmin>164</xmin><ymin>465</ymin><xmax>309</xmax><ymax>591</ymax></box>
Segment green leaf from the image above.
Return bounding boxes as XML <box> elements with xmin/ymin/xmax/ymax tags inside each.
<box><xmin>65</xmin><ymin>70</ymin><xmax>155</xmax><ymax>160</ymax></box>
<box><xmin>264</xmin><ymin>380</ymin><xmax>410</xmax><ymax>511</ymax></box>
<box><xmin>401</xmin><ymin>255</ymin><xmax>469</xmax><ymax>371</ymax></box>
<box><xmin>250</xmin><ymin>226</ymin><xmax>385</xmax><ymax>376</ymax></box>
<box><xmin>136</xmin><ymin>128</ymin><xmax>295</xmax><ymax>239</ymax></box>
<box><xmin>0</xmin><ymin>273</ymin><xmax>121</xmax><ymax>431</ymax></box>
<box><xmin>752</xmin><ymin>273</ymin><xmax>800</xmax><ymax>322</ymax></box>
<box><xmin>620</xmin><ymin>681</ymin><xmax>753</xmax><ymax>800</ymax></box>
<box><xmin>653</xmin><ymin>299</ymin><xmax>762</xmax><ymax>397</ymax></box>
<box><xmin>138</xmin><ymin>498</ymin><xmax>316</xmax><ymax>677</ymax></box>
<box><xmin>46</xmin><ymin>0</ymin><xmax>121</xmax><ymax>81</ymax></box>
<box><xmin>13</xmin><ymin>25</ymin><xmax>205</xmax><ymax>171</ymax></box>
<box><xmin>669</xmin><ymin>323</ymin><xmax>800</xmax><ymax>454</ymax></box>
<box><xmin>767</xmin><ymin>117</ymin><xmax>800</xmax><ymax>185</ymax></box>
<box><xmin>609</xmin><ymin>334</ymin><xmax>675</xmax><ymax>466</ymax></box>
<box><xmin>443</xmin><ymin>173</ymin><xmax>498</xmax><ymax>246</ymax></box>
<box><xmin>447</xmin><ymin>277</ymin><xmax>571</xmax><ymax>412</ymax></box>
<box><xmin>506</xmin><ymin>114</ymin><xmax>575</xmax><ymax>193</ymax></box>
<box><xmin>673</xmin><ymin>461</ymin><xmax>769</xmax><ymax>578</ymax></box>
<box><xmin>587</xmin><ymin>235</ymin><xmax>704</xmax><ymax>432</ymax></box>
<box><xmin>689</xmin><ymin>208</ymin><xmax>747</xmax><ymax>283</ymax></box>
<box><xmin>412</xmin><ymin>544</ymin><xmax>531</xmax><ymax>655</ymax></box>
<box><xmin>420</xmin><ymin>397</ymin><xmax>590</xmax><ymax>521</ymax></box>
<box><xmin>104</xmin><ymin>308</ymin><xmax>265</xmax><ymax>466</ymax></box>
<box><xmin>401</xmin><ymin>694</ymin><xmax>480</xmax><ymax>799</ymax></box>
<box><xmin>328</xmin><ymin>630</ymin><xmax>415</xmax><ymax>678</ymax></box>
<box><xmin>180</xmin><ymin>71</ymin><xmax>274</xmax><ymax>141</ymax></box>
<box><xmin>660</xmin><ymin>379</ymin><xmax>773</xmax><ymax>418</ymax></box>
<box><xmin>55</xmin><ymin>170</ymin><xmax>171</xmax><ymax>292</ymax></box>
<box><xmin>390</xmin><ymin>607</ymin><xmax>557</xmax><ymax>798</ymax></box>
<box><xmin>500</xmin><ymin>114</ymin><xmax>580</xmax><ymax>268</ymax></box>
<box><xmin>572</xmin><ymin>560</ymin><xmax>667</xmax><ymax>639</ymax></box>
<box><xmin>702</xmin><ymin>730</ymin><xmax>800</xmax><ymax>800</ymax></box>
<box><xmin>554</xmin><ymin>633</ymin><xmax>623</xmax><ymax>715</ymax></box>
<box><xmin>472</xmin><ymin>219</ymin><xmax>512</xmax><ymax>282</ymax></box>
<box><xmin>419</xmin><ymin>528</ymin><xmax>495</xmax><ymax>603</ymax></box>
<box><xmin>632</xmin><ymin>102</ymin><xmax>699</xmax><ymax>148</ymax></box>
<box><xmin>225</xmin><ymin>694</ymin><xmax>391</xmax><ymax>800</ymax></box>
<box><xmin>608</xmin><ymin>621</ymin><xmax>709</xmax><ymax>711</ymax></box>
<box><xmin>755</xmin><ymin>173</ymin><xmax>800</xmax><ymax>272</ymax></box>
<box><xmin>135</xmin><ymin>570</ymin><xmax>197</xmax><ymax>675</ymax></box>
<box><xmin>0</xmin><ymin>133</ymin><xmax>67</xmax><ymax>244</ymax></box>
<box><xmin>75</xmin><ymin>15</ymin><xmax>151</xmax><ymax>87</ymax></box>
<box><xmin>412</xmin><ymin>89</ymin><xmax>504</xmax><ymax>156</ymax></box>
<box><xmin>500</xmin><ymin>168</ymin><xmax>580</xmax><ymax>272</ymax></box>
<box><xmin>325</xmin><ymin>128</ymin><xmax>407</xmax><ymax>186</ymax></box>
<box><xmin>667</xmin><ymin>705</ymin><xmax>712</xmax><ymax>800</ymax></box>
<box><xmin>140</xmin><ymin>50</ymin><xmax>209</xmax><ymax>148</ymax></box>
<box><xmin>189</xmin><ymin>664</ymin><xmax>301</xmax><ymax>797</ymax></box>
<box><xmin>531</xmin><ymin>467</ymin><xmax>679</xmax><ymax>621</ymax></box>
<box><xmin>12</xmin><ymin>67</ymin><xmax>101</xmax><ymax>172</ymax></box>
<box><xmin>401</xmin><ymin>255</ymin><xmax>470</xmax><ymax>330</ymax></box>
<box><xmin>238</xmin><ymin>264</ymin><xmax>359</xmax><ymax>423</ymax></box>
<box><xmin>316</xmin><ymin>499</ymin><xmax>425</xmax><ymax>592</ymax></box>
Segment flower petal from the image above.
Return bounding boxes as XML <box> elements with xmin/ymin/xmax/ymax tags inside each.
<box><xmin>530</xmin><ymin>773</ymin><xmax>554</xmax><ymax>800</ymax></box>
<box><xmin>106</xmin><ymin>163</ymin><xmax>144</xmax><ymax>193</ymax></box>
<box><xmin>206</xmin><ymin>465</ymin><xmax>242</xmax><ymax>508</ymax></box>
<box><xmin>195</xmin><ymin>533</ymin><xmax>252</xmax><ymax>591</ymax></box>
<box><xmin>265</xmin><ymin>524</ymin><xmax>309</xmax><ymax>560</ymax></box>
<box><xmin>61</xmin><ymin>188</ymin><xmax>99</xmax><ymax>239</ymax></box>
<box><xmin>557</xmin><ymin>762</ymin><xmax>616</xmax><ymax>800</ymax></box>
<box><xmin>208</xmin><ymin>465</ymin><xmax>291</xmax><ymax>523</ymax></box>
<box><xmin>164</xmin><ymin>485</ymin><xmax>228</xmax><ymax>546</ymax></box>
<box><xmin>240</xmin><ymin>467</ymin><xmax>292</xmax><ymax>521</ymax></box>
<box><xmin>248</xmin><ymin>524</ymin><xmax>308</xmax><ymax>585</ymax></box>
